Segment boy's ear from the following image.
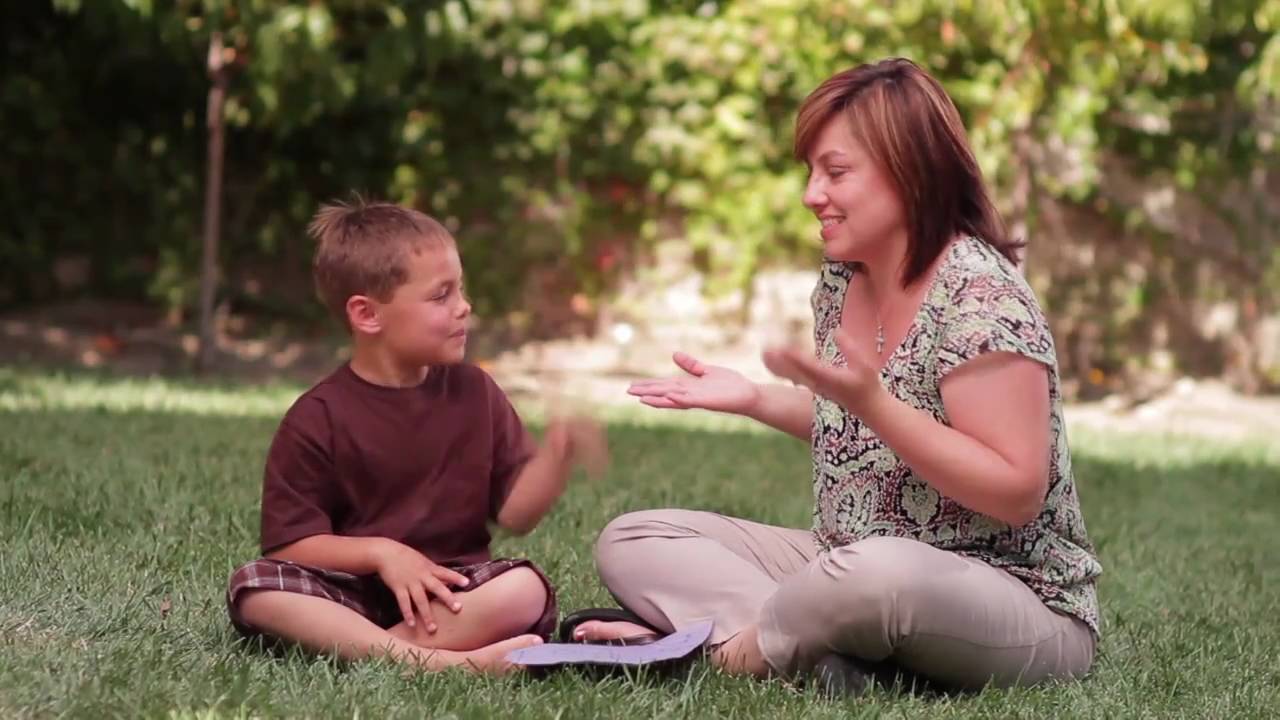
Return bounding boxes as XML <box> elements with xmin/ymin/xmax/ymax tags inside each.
<box><xmin>346</xmin><ymin>295</ymin><xmax>382</xmax><ymax>335</ymax></box>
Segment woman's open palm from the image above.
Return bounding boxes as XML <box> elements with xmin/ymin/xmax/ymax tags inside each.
<box><xmin>627</xmin><ymin>352</ymin><xmax>759</xmax><ymax>413</ymax></box>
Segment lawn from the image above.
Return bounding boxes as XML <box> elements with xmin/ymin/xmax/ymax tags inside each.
<box><xmin>1</xmin><ymin>366</ymin><xmax>1277</xmax><ymax>718</ymax></box>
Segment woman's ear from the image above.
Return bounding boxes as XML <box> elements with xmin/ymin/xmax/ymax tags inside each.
<box><xmin>346</xmin><ymin>295</ymin><xmax>381</xmax><ymax>336</ymax></box>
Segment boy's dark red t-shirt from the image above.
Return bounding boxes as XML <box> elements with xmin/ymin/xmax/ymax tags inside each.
<box><xmin>259</xmin><ymin>363</ymin><xmax>536</xmax><ymax>566</ymax></box>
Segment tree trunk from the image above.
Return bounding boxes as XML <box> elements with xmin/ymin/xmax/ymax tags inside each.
<box><xmin>196</xmin><ymin>31</ymin><xmax>228</xmax><ymax>373</ymax></box>
<box><xmin>1009</xmin><ymin>128</ymin><xmax>1034</xmax><ymax>272</ymax></box>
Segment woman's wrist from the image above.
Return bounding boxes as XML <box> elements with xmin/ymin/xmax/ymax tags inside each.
<box><xmin>738</xmin><ymin>381</ymin><xmax>766</xmax><ymax>419</ymax></box>
<box><xmin>841</xmin><ymin>379</ymin><xmax>889</xmax><ymax>419</ymax></box>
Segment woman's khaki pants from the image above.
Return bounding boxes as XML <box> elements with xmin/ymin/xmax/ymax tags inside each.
<box><xmin>595</xmin><ymin>509</ymin><xmax>1095</xmax><ymax>688</ymax></box>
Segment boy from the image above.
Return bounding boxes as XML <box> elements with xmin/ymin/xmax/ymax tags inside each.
<box><xmin>226</xmin><ymin>199</ymin><xmax>603</xmax><ymax>674</ymax></box>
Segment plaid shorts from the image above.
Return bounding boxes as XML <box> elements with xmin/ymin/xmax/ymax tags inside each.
<box><xmin>226</xmin><ymin>557</ymin><xmax>558</xmax><ymax>641</ymax></box>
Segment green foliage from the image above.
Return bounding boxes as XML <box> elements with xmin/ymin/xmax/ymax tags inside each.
<box><xmin>1</xmin><ymin>1</ymin><xmax>1277</xmax><ymax>373</ymax></box>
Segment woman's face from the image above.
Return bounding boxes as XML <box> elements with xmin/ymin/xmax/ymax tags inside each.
<box><xmin>802</xmin><ymin>113</ymin><xmax>907</xmax><ymax>263</ymax></box>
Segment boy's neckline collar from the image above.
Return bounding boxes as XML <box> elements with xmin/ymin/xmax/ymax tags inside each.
<box><xmin>343</xmin><ymin>361</ymin><xmax>434</xmax><ymax>390</ymax></box>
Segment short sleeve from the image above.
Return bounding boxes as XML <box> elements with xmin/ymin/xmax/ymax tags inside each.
<box><xmin>483</xmin><ymin>373</ymin><xmax>537</xmax><ymax>519</ymax></box>
<box><xmin>259</xmin><ymin>397</ymin><xmax>337</xmax><ymax>554</ymax></box>
<box><xmin>935</xmin><ymin>273</ymin><xmax>1057</xmax><ymax>382</ymax></box>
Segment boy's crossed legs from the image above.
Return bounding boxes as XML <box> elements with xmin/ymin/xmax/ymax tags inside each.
<box><xmin>229</xmin><ymin>559</ymin><xmax>554</xmax><ymax>674</ymax></box>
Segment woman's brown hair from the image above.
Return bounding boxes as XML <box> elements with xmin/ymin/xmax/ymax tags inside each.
<box><xmin>794</xmin><ymin>57</ymin><xmax>1022</xmax><ymax>285</ymax></box>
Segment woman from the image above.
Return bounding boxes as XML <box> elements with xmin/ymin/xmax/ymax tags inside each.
<box><xmin>563</xmin><ymin>58</ymin><xmax>1101</xmax><ymax>694</ymax></box>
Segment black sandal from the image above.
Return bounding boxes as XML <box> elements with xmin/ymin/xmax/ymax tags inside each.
<box><xmin>811</xmin><ymin>653</ymin><xmax>937</xmax><ymax>698</ymax></box>
<box><xmin>557</xmin><ymin>607</ymin><xmax>663</xmax><ymax>646</ymax></box>
<box><xmin>812</xmin><ymin>653</ymin><xmax>877</xmax><ymax>697</ymax></box>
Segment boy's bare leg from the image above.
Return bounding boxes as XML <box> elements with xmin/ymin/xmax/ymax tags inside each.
<box><xmin>237</xmin><ymin>590</ymin><xmax>541</xmax><ymax>674</ymax></box>
<box><xmin>387</xmin><ymin>566</ymin><xmax>549</xmax><ymax>651</ymax></box>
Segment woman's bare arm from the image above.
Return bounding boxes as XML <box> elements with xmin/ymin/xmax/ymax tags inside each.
<box><xmin>628</xmin><ymin>352</ymin><xmax>814</xmax><ymax>440</ymax></box>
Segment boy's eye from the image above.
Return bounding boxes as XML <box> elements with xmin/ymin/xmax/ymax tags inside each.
<box><xmin>429</xmin><ymin>281</ymin><xmax>465</xmax><ymax>303</ymax></box>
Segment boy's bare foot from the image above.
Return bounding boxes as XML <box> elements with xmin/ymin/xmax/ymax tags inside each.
<box><xmin>570</xmin><ymin>620</ymin><xmax>660</xmax><ymax>644</ymax></box>
<box><xmin>449</xmin><ymin>634</ymin><xmax>544</xmax><ymax>675</ymax></box>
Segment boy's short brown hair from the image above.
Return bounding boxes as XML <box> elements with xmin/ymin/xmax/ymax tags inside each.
<box><xmin>308</xmin><ymin>198</ymin><xmax>455</xmax><ymax>328</ymax></box>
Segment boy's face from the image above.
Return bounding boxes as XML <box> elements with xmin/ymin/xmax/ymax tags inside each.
<box><xmin>368</xmin><ymin>244</ymin><xmax>471</xmax><ymax>366</ymax></box>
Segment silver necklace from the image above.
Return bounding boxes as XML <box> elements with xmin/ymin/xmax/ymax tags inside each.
<box><xmin>860</xmin><ymin>264</ymin><xmax>886</xmax><ymax>355</ymax></box>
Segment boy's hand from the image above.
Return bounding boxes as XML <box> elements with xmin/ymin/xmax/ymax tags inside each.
<box><xmin>546</xmin><ymin>416</ymin><xmax>608</xmax><ymax>478</ymax></box>
<box><xmin>372</xmin><ymin>539</ymin><xmax>470</xmax><ymax>632</ymax></box>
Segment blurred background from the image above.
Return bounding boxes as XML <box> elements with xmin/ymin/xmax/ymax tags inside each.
<box><xmin>3</xmin><ymin>1</ymin><xmax>1278</xmax><ymax>424</ymax></box>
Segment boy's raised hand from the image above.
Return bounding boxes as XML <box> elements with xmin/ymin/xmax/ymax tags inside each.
<box><xmin>372</xmin><ymin>538</ymin><xmax>470</xmax><ymax>632</ymax></box>
<box><xmin>540</xmin><ymin>383</ymin><xmax>608</xmax><ymax>479</ymax></box>
<box><xmin>546</xmin><ymin>415</ymin><xmax>609</xmax><ymax>479</ymax></box>
<box><xmin>492</xmin><ymin>400</ymin><xmax>609</xmax><ymax>536</ymax></box>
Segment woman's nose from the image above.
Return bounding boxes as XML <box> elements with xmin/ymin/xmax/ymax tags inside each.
<box><xmin>802</xmin><ymin>178</ymin><xmax>827</xmax><ymax>211</ymax></box>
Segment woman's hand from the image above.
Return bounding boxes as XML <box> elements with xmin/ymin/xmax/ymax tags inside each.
<box><xmin>627</xmin><ymin>352</ymin><xmax>761</xmax><ymax>414</ymax></box>
<box><xmin>762</xmin><ymin>328</ymin><xmax>882</xmax><ymax>415</ymax></box>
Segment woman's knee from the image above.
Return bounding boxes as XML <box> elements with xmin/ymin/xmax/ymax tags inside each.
<box><xmin>595</xmin><ymin>511</ymin><xmax>645</xmax><ymax>562</ymax></box>
<box><xmin>595</xmin><ymin>509</ymin><xmax>689</xmax><ymax>563</ymax></box>
<box><xmin>828</xmin><ymin>536</ymin><xmax>933</xmax><ymax>583</ymax></box>
<box><xmin>593</xmin><ymin>508</ymin><xmax>706</xmax><ymax>590</ymax></box>
<box><xmin>816</xmin><ymin>537</ymin><xmax>945</xmax><ymax>624</ymax></box>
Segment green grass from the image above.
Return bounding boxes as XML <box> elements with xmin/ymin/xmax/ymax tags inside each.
<box><xmin>1</xmin><ymin>366</ymin><xmax>1278</xmax><ymax>718</ymax></box>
